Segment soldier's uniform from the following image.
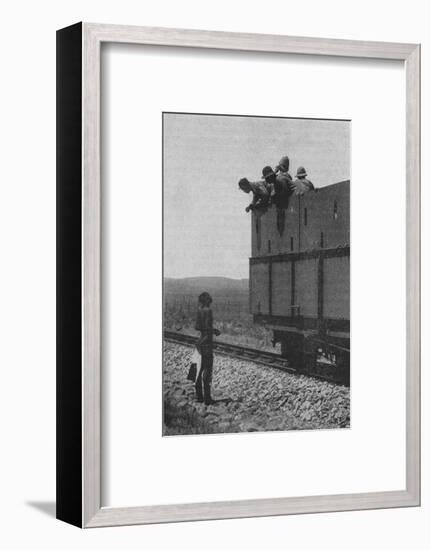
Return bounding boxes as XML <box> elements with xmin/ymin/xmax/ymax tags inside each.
<box><xmin>249</xmin><ymin>181</ymin><xmax>271</xmax><ymax>210</ymax></box>
<box><xmin>261</xmin><ymin>165</ymin><xmax>295</xmax><ymax>236</ymax></box>
<box><xmin>238</xmin><ymin>178</ymin><xmax>271</xmax><ymax>214</ymax></box>
<box><xmin>272</xmin><ymin>173</ymin><xmax>295</xmax><ymax>208</ymax></box>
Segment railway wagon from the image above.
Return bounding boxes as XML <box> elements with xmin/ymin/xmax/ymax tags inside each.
<box><xmin>249</xmin><ymin>180</ymin><xmax>350</xmax><ymax>384</ymax></box>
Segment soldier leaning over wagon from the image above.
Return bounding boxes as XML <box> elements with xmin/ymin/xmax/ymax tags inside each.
<box><xmin>293</xmin><ymin>166</ymin><xmax>315</xmax><ymax>194</ymax></box>
<box><xmin>238</xmin><ymin>177</ymin><xmax>271</xmax><ymax>214</ymax></box>
<box><xmin>262</xmin><ymin>165</ymin><xmax>295</xmax><ymax>235</ymax></box>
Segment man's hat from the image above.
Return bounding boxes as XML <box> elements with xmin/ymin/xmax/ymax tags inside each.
<box><xmin>262</xmin><ymin>166</ymin><xmax>276</xmax><ymax>179</ymax></box>
<box><xmin>296</xmin><ymin>166</ymin><xmax>307</xmax><ymax>178</ymax></box>
<box><xmin>278</xmin><ymin>156</ymin><xmax>290</xmax><ymax>170</ymax></box>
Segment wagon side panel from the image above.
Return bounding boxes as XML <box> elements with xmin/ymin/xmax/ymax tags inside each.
<box><xmin>323</xmin><ymin>255</ymin><xmax>350</xmax><ymax>319</ymax></box>
<box><xmin>278</xmin><ymin>195</ymin><xmax>300</xmax><ymax>254</ymax></box>
<box><xmin>252</xmin><ymin>198</ymin><xmax>300</xmax><ymax>258</ymax></box>
<box><xmin>300</xmin><ymin>182</ymin><xmax>350</xmax><ymax>250</ymax></box>
<box><xmin>295</xmin><ymin>258</ymin><xmax>319</xmax><ymax>318</ymax></box>
<box><xmin>271</xmin><ymin>261</ymin><xmax>293</xmax><ymax>316</ymax></box>
<box><xmin>250</xmin><ymin>262</ymin><xmax>270</xmax><ymax>315</ymax></box>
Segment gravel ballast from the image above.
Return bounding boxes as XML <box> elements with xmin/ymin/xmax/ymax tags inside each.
<box><xmin>163</xmin><ymin>342</ymin><xmax>350</xmax><ymax>436</ymax></box>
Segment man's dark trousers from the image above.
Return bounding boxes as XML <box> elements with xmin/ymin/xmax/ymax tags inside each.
<box><xmin>195</xmin><ymin>353</ymin><xmax>213</xmax><ymax>404</ymax></box>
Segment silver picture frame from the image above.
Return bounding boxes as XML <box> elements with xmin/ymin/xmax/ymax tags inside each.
<box><xmin>56</xmin><ymin>22</ymin><xmax>420</xmax><ymax>528</ymax></box>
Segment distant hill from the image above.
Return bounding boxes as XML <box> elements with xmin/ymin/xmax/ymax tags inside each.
<box><xmin>164</xmin><ymin>276</ymin><xmax>248</xmax><ymax>301</ymax></box>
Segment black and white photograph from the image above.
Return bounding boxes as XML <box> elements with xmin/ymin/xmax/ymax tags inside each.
<box><xmin>163</xmin><ymin>112</ymin><xmax>350</xmax><ymax>436</ymax></box>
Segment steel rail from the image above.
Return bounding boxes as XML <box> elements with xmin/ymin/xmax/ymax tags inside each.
<box><xmin>164</xmin><ymin>330</ymin><xmax>348</xmax><ymax>385</ymax></box>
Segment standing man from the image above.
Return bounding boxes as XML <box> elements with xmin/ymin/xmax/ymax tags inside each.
<box><xmin>195</xmin><ymin>292</ymin><xmax>220</xmax><ymax>405</ymax></box>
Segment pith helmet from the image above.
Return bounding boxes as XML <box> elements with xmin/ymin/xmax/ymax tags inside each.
<box><xmin>262</xmin><ymin>166</ymin><xmax>276</xmax><ymax>179</ymax></box>
<box><xmin>296</xmin><ymin>166</ymin><xmax>307</xmax><ymax>178</ymax></box>
<box><xmin>278</xmin><ymin>156</ymin><xmax>290</xmax><ymax>170</ymax></box>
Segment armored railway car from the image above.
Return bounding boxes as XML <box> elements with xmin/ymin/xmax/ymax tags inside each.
<box><xmin>249</xmin><ymin>180</ymin><xmax>350</xmax><ymax>384</ymax></box>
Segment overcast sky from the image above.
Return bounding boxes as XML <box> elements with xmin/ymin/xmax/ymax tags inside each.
<box><xmin>163</xmin><ymin>113</ymin><xmax>350</xmax><ymax>280</ymax></box>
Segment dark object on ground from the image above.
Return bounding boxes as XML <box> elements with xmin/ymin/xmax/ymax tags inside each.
<box><xmin>187</xmin><ymin>362</ymin><xmax>198</xmax><ymax>382</ymax></box>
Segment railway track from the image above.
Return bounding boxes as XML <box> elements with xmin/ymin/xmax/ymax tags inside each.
<box><xmin>164</xmin><ymin>330</ymin><xmax>348</xmax><ymax>385</ymax></box>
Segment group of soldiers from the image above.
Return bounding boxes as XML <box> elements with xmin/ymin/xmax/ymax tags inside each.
<box><xmin>238</xmin><ymin>155</ymin><xmax>315</xmax><ymax>215</ymax></box>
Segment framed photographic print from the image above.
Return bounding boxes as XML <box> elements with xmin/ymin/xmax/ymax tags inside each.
<box><xmin>57</xmin><ymin>23</ymin><xmax>420</xmax><ymax>527</ymax></box>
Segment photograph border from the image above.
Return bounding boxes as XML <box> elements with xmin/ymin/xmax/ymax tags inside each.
<box><xmin>56</xmin><ymin>22</ymin><xmax>420</xmax><ymax>528</ymax></box>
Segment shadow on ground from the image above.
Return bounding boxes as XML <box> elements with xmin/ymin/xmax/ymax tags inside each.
<box><xmin>26</xmin><ymin>501</ymin><xmax>56</xmax><ymax>518</ymax></box>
